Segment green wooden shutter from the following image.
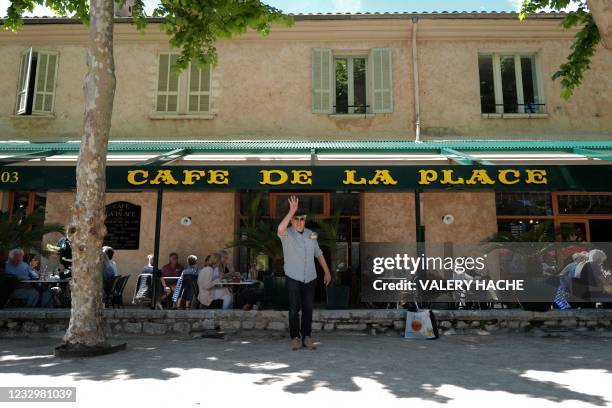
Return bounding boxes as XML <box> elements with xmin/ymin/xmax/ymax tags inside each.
<box><xmin>156</xmin><ymin>53</ymin><xmax>180</xmax><ymax>113</ymax></box>
<box><xmin>312</xmin><ymin>48</ymin><xmax>332</xmax><ymax>113</ymax></box>
<box><xmin>16</xmin><ymin>48</ymin><xmax>34</xmax><ymax>115</ymax></box>
<box><xmin>32</xmin><ymin>51</ymin><xmax>59</xmax><ymax>114</ymax></box>
<box><xmin>188</xmin><ymin>62</ymin><xmax>211</xmax><ymax>113</ymax></box>
<box><xmin>371</xmin><ymin>48</ymin><xmax>393</xmax><ymax>113</ymax></box>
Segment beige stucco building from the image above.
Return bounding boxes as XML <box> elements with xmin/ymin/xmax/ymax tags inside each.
<box><xmin>0</xmin><ymin>12</ymin><xmax>611</xmax><ymax>306</ymax></box>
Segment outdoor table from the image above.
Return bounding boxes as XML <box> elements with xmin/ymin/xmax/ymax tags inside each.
<box><xmin>213</xmin><ymin>279</ymin><xmax>259</xmax><ymax>308</ymax></box>
<box><xmin>161</xmin><ymin>276</ymin><xmax>181</xmax><ymax>286</ymax></box>
<box><xmin>20</xmin><ymin>279</ymin><xmax>71</xmax><ymax>307</ymax></box>
<box><xmin>21</xmin><ymin>279</ymin><xmax>71</xmax><ymax>284</ymax></box>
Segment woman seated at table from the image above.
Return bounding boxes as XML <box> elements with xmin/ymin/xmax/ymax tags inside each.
<box><xmin>198</xmin><ymin>252</ymin><xmax>232</xmax><ymax>310</ymax></box>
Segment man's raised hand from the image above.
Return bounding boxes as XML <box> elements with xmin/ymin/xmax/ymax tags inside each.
<box><xmin>288</xmin><ymin>195</ymin><xmax>299</xmax><ymax>215</ymax></box>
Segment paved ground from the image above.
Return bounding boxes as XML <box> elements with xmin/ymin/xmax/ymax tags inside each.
<box><xmin>0</xmin><ymin>331</ymin><xmax>611</xmax><ymax>408</ymax></box>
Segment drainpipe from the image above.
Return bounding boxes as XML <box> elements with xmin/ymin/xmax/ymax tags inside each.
<box><xmin>411</xmin><ymin>17</ymin><xmax>421</xmax><ymax>143</ymax></box>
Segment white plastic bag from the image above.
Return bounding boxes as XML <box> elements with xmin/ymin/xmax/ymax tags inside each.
<box><xmin>404</xmin><ymin>309</ymin><xmax>439</xmax><ymax>340</ymax></box>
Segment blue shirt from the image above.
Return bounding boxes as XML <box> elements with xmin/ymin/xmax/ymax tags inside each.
<box><xmin>4</xmin><ymin>261</ymin><xmax>38</xmax><ymax>281</ymax></box>
<box><xmin>278</xmin><ymin>227</ymin><xmax>323</xmax><ymax>283</ymax></box>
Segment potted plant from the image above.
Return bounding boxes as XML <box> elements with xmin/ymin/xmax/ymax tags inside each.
<box><xmin>227</xmin><ymin>193</ymin><xmax>287</xmax><ymax>309</ymax></box>
<box><xmin>312</xmin><ymin>214</ymin><xmax>350</xmax><ymax>309</ymax></box>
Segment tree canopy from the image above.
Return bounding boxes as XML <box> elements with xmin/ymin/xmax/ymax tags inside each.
<box><xmin>4</xmin><ymin>0</ymin><xmax>292</xmax><ymax>69</ymax></box>
<box><xmin>519</xmin><ymin>0</ymin><xmax>601</xmax><ymax>99</ymax></box>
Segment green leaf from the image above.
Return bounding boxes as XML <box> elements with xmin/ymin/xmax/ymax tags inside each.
<box><xmin>517</xmin><ymin>1</ymin><xmax>600</xmax><ymax>99</ymax></box>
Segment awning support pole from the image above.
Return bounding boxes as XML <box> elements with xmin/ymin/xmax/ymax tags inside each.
<box><xmin>414</xmin><ymin>189</ymin><xmax>426</xmax><ymax>306</ymax></box>
<box><xmin>150</xmin><ymin>186</ymin><xmax>164</xmax><ymax>309</ymax></box>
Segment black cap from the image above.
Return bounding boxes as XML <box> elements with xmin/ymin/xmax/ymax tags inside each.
<box><xmin>294</xmin><ymin>207</ymin><xmax>307</xmax><ymax>216</ymax></box>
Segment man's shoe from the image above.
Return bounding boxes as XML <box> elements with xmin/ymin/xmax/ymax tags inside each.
<box><xmin>303</xmin><ymin>336</ymin><xmax>317</xmax><ymax>350</ymax></box>
<box><xmin>291</xmin><ymin>337</ymin><xmax>302</xmax><ymax>351</ymax></box>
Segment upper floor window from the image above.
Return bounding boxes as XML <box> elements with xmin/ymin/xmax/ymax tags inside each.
<box><xmin>16</xmin><ymin>48</ymin><xmax>59</xmax><ymax>115</ymax></box>
<box><xmin>155</xmin><ymin>53</ymin><xmax>212</xmax><ymax>115</ymax></box>
<box><xmin>312</xmin><ymin>48</ymin><xmax>392</xmax><ymax>114</ymax></box>
<box><xmin>478</xmin><ymin>53</ymin><xmax>544</xmax><ymax>115</ymax></box>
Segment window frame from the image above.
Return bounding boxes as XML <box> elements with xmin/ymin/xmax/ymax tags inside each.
<box><xmin>495</xmin><ymin>192</ymin><xmax>612</xmax><ymax>242</ymax></box>
<box><xmin>332</xmin><ymin>54</ymin><xmax>370</xmax><ymax>115</ymax></box>
<box><xmin>7</xmin><ymin>191</ymin><xmax>47</xmax><ymax>218</ymax></box>
<box><xmin>478</xmin><ymin>52</ymin><xmax>546</xmax><ymax>115</ymax></box>
<box><xmin>15</xmin><ymin>48</ymin><xmax>59</xmax><ymax>116</ymax></box>
<box><xmin>153</xmin><ymin>52</ymin><xmax>214</xmax><ymax>118</ymax></box>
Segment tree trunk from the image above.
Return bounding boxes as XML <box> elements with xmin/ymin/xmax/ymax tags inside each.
<box><xmin>588</xmin><ymin>0</ymin><xmax>612</xmax><ymax>50</ymax></box>
<box><xmin>63</xmin><ymin>0</ymin><xmax>116</xmax><ymax>349</ymax></box>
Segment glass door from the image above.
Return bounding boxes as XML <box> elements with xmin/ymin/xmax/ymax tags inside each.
<box><xmin>557</xmin><ymin>219</ymin><xmax>590</xmax><ymax>242</ymax></box>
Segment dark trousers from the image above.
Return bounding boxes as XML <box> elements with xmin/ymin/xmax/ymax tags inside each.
<box><xmin>286</xmin><ymin>276</ymin><xmax>316</xmax><ymax>340</ymax></box>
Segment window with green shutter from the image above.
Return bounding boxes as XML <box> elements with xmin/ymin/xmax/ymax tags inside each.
<box><xmin>370</xmin><ymin>48</ymin><xmax>393</xmax><ymax>113</ymax></box>
<box><xmin>154</xmin><ymin>53</ymin><xmax>213</xmax><ymax>116</ymax></box>
<box><xmin>155</xmin><ymin>53</ymin><xmax>180</xmax><ymax>113</ymax></box>
<box><xmin>188</xmin><ymin>62</ymin><xmax>212</xmax><ymax>113</ymax></box>
<box><xmin>312</xmin><ymin>48</ymin><xmax>333</xmax><ymax>113</ymax></box>
<box><xmin>311</xmin><ymin>47</ymin><xmax>393</xmax><ymax>115</ymax></box>
<box><xmin>15</xmin><ymin>48</ymin><xmax>59</xmax><ymax>115</ymax></box>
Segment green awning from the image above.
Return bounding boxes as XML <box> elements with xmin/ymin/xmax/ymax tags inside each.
<box><xmin>1</xmin><ymin>140</ymin><xmax>612</xmax><ymax>165</ymax></box>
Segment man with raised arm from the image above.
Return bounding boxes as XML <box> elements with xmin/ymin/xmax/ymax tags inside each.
<box><xmin>277</xmin><ymin>195</ymin><xmax>331</xmax><ymax>350</ymax></box>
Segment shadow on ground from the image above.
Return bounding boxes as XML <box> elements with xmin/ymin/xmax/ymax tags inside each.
<box><xmin>0</xmin><ymin>332</ymin><xmax>611</xmax><ymax>405</ymax></box>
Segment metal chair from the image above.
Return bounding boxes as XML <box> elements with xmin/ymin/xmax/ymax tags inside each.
<box><xmin>132</xmin><ymin>273</ymin><xmax>153</xmax><ymax>306</ymax></box>
<box><xmin>111</xmin><ymin>275</ymin><xmax>130</xmax><ymax>308</ymax></box>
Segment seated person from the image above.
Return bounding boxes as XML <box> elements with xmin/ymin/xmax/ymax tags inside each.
<box><xmin>175</xmin><ymin>255</ymin><xmax>199</xmax><ymax>309</ymax></box>
<box><xmin>220</xmin><ymin>249</ymin><xmax>236</xmax><ymax>276</ymax></box>
<box><xmin>198</xmin><ymin>252</ymin><xmax>232</xmax><ymax>310</ymax></box>
<box><xmin>161</xmin><ymin>252</ymin><xmax>183</xmax><ymax>304</ymax></box>
<box><xmin>579</xmin><ymin>249</ymin><xmax>609</xmax><ymax>299</ymax></box>
<box><xmin>28</xmin><ymin>256</ymin><xmax>41</xmax><ymax>274</ymax></box>
<box><xmin>102</xmin><ymin>247</ymin><xmax>118</xmax><ymax>299</ymax></box>
<box><xmin>4</xmin><ymin>248</ymin><xmax>52</xmax><ymax>307</ymax></box>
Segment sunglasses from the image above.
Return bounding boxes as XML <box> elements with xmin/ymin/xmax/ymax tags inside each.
<box><xmin>292</xmin><ymin>216</ymin><xmax>306</xmax><ymax>221</ymax></box>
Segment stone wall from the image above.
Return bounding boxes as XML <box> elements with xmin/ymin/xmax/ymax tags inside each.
<box><xmin>1</xmin><ymin>309</ymin><xmax>611</xmax><ymax>337</ymax></box>
<box><xmin>362</xmin><ymin>192</ymin><xmax>416</xmax><ymax>242</ymax></box>
<box><xmin>421</xmin><ymin>192</ymin><xmax>498</xmax><ymax>243</ymax></box>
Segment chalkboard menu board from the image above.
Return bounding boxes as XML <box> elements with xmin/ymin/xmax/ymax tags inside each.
<box><xmin>103</xmin><ymin>201</ymin><xmax>141</xmax><ymax>250</ymax></box>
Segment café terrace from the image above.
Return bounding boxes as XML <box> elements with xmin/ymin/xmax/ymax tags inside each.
<box><xmin>1</xmin><ymin>10</ymin><xmax>612</xmax><ymax>335</ymax></box>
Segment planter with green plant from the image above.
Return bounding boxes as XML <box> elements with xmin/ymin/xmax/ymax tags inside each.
<box><xmin>227</xmin><ymin>193</ymin><xmax>287</xmax><ymax>309</ymax></box>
